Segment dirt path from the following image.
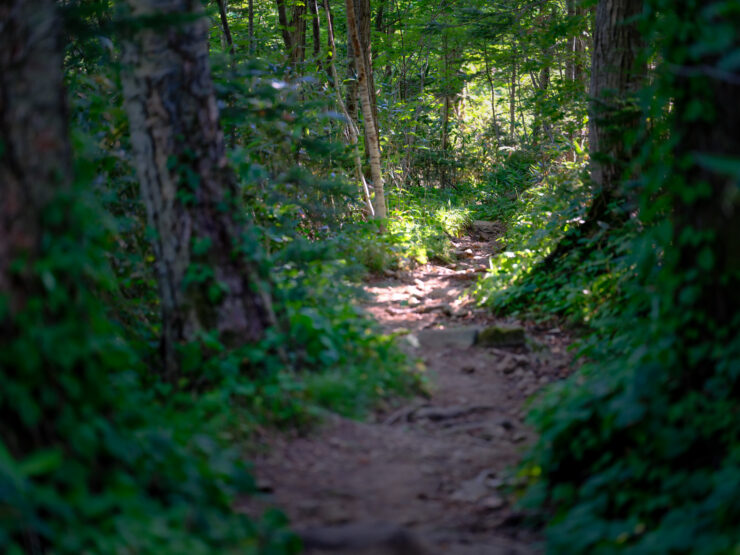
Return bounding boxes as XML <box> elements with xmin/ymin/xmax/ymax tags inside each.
<box><xmin>243</xmin><ymin>224</ymin><xmax>573</xmax><ymax>554</ymax></box>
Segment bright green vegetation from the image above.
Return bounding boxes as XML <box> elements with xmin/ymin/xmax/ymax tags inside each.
<box><xmin>2</xmin><ymin>0</ymin><xmax>739</xmax><ymax>553</ymax></box>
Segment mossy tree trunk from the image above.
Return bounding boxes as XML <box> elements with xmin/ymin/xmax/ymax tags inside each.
<box><xmin>668</xmin><ymin>0</ymin><xmax>740</xmax><ymax>350</ymax></box>
<box><xmin>545</xmin><ymin>0</ymin><xmax>644</xmax><ymax>266</ymax></box>
<box><xmin>121</xmin><ymin>0</ymin><xmax>274</xmax><ymax>380</ymax></box>
<box><xmin>0</xmin><ymin>0</ymin><xmax>72</xmax><ymax>309</ymax></box>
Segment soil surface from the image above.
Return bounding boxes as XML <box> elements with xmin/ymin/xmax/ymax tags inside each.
<box><xmin>242</xmin><ymin>224</ymin><xmax>574</xmax><ymax>554</ymax></box>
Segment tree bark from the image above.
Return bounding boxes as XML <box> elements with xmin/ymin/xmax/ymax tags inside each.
<box><xmin>510</xmin><ymin>53</ymin><xmax>517</xmax><ymax>142</ymax></box>
<box><xmin>308</xmin><ymin>0</ymin><xmax>321</xmax><ymax>61</ymax></box>
<box><xmin>566</xmin><ymin>0</ymin><xmax>576</xmax><ymax>81</ymax></box>
<box><xmin>483</xmin><ymin>45</ymin><xmax>498</xmax><ymax>135</ymax></box>
<box><xmin>589</xmin><ymin>0</ymin><xmax>644</xmax><ymax>197</ymax></box>
<box><xmin>0</xmin><ymin>0</ymin><xmax>72</xmax><ymax>312</ymax></box>
<box><xmin>309</xmin><ymin>0</ymin><xmax>321</xmax><ymax>59</ymax></box>
<box><xmin>323</xmin><ymin>0</ymin><xmax>374</xmax><ymax>215</ymax></box>
<box><xmin>122</xmin><ymin>0</ymin><xmax>274</xmax><ymax>379</ymax></box>
<box><xmin>276</xmin><ymin>0</ymin><xmax>307</xmax><ymax>65</ymax></box>
<box><xmin>669</xmin><ymin>1</ymin><xmax>740</xmax><ymax>336</ymax></box>
<box><xmin>345</xmin><ymin>0</ymin><xmax>386</xmax><ymax>221</ymax></box>
<box><xmin>216</xmin><ymin>0</ymin><xmax>235</xmax><ymax>55</ymax></box>
<box><xmin>248</xmin><ymin>0</ymin><xmax>255</xmax><ymax>53</ymax></box>
<box><xmin>544</xmin><ymin>0</ymin><xmax>644</xmax><ymax>267</ymax></box>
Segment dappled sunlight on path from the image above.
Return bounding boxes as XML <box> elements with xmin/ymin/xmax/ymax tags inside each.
<box><xmin>241</xmin><ymin>224</ymin><xmax>574</xmax><ymax>554</ymax></box>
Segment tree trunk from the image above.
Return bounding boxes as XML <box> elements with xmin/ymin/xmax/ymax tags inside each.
<box><xmin>0</xmin><ymin>0</ymin><xmax>72</xmax><ymax>312</ymax></box>
<box><xmin>308</xmin><ymin>0</ymin><xmax>321</xmax><ymax>61</ymax></box>
<box><xmin>248</xmin><ymin>0</ymin><xmax>255</xmax><ymax>53</ymax></box>
<box><xmin>574</xmin><ymin>3</ymin><xmax>588</xmax><ymax>87</ymax></box>
<box><xmin>544</xmin><ymin>0</ymin><xmax>644</xmax><ymax>267</ymax></box>
<box><xmin>276</xmin><ymin>0</ymin><xmax>307</xmax><ymax>65</ymax></box>
<box><xmin>669</xmin><ymin>1</ymin><xmax>740</xmax><ymax>337</ymax></box>
<box><xmin>566</xmin><ymin>0</ymin><xmax>576</xmax><ymax>81</ymax></box>
<box><xmin>483</xmin><ymin>45</ymin><xmax>497</xmax><ymax>134</ymax></box>
<box><xmin>588</xmin><ymin>0</ymin><xmax>644</xmax><ymax>214</ymax></box>
<box><xmin>345</xmin><ymin>0</ymin><xmax>386</xmax><ymax>221</ymax></box>
<box><xmin>510</xmin><ymin>51</ymin><xmax>517</xmax><ymax>141</ymax></box>
<box><xmin>346</xmin><ymin>0</ymin><xmax>379</xmax><ymax>157</ymax></box>
<box><xmin>323</xmin><ymin>0</ymin><xmax>374</xmax><ymax>215</ymax></box>
<box><xmin>216</xmin><ymin>0</ymin><xmax>235</xmax><ymax>55</ymax></box>
<box><xmin>122</xmin><ymin>0</ymin><xmax>274</xmax><ymax>379</ymax></box>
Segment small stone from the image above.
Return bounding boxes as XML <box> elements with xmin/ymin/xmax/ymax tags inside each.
<box><xmin>497</xmin><ymin>419</ymin><xmax>514</xmax><ymax>431</ymax></box>
<box><xmin>256</xmin><ymin>479</ymin><xmax>274</xmax><ymax>493</ymax></box>
<box><xmin>501</xmin><ymin>355</ymin><xmax>520</xmax><ymax>374</ymax></box>
<box><xmin>485</xmin><ymin>477</ymin><xmax>504</xmax><ymax>489</ymax></box>
<box><xmin>408</xmin><ymin>296</ymin><xmax>422</xmax><ymax>307</ymax></box>
<box><xmin>479</xmin><ymin>494</ymin><xmax>505</xmax><ymax>510</ymax></box>
<box><xmin>405</xmin><ymin>334</ymin><xmax>421</xmax><ymax>349</ymax></box>
<box><xmin>297</xmin><ymin>500</ymin><xmax>320</xmax><ymax>513</ymax></box>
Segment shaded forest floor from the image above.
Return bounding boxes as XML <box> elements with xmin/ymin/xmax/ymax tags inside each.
<box><xmin>241</xmin><ymin>223</ymin><xmax>575</xmax><ymax>554</ymax></box>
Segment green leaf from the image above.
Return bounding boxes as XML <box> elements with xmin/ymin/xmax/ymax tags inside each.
<box><xmin>19</xmin><ymin>449</ymin><xmax>63</xmax><ymax>477</ymax></box>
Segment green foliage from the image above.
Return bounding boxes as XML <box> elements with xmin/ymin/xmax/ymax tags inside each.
<box><xmin>502</xmin><ymin>2</ymin><xmax>740</xmax><ymax>553</ymax></box>
<box><xmin>0</xmin><ymin>186</ymin><xmax>299</xmax><ymax>554</ymax></box>
<box><xmin>472</xmin><ymin>152</ymin><xmax>621</xmax><ymax>324</ymax></box>
<box><xmin>384</xmin><ymin>186</ymin><xmax>473</xmax><ymax>266</ymax></box>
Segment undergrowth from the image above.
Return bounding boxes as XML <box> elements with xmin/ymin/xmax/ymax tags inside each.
<box><xmin>472</xmin><ymin>153</ymin><xmax>634</xmax><ymax>325</ymax></box>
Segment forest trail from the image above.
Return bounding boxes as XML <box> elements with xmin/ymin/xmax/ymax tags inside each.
<box><xmin>243</xmin><ymin>224</ymin><xmax>574</xmax><ymax>554</ymax></box>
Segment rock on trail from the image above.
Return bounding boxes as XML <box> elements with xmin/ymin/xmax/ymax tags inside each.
<box><xmin>241</xmin><ymin>227</ymin><xmax>573</xmax><ymax>554</ymax></box>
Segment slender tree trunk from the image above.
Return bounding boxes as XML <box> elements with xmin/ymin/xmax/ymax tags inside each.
<box><xmin>122</xmin><ymin>0</ymin><xmax>274</xmax><ymax>379</ymax></box>
<box><xmin>346</xmin><ymin>0</ymin><xmax>386</xmax><ymax>221</ymax></box>
<box><xmin>308</xmin><ymin>0</ymin><xmax>321</xmax><ymax>61</ymax></box>
<box><xmin>566</xmin><ymin>0</ymin><xmax>576</xmax><ymax>81</ymax></box>
<box><xmin>574</xmin><ymin>3</ymin><xmax>587</xmax><ymax>87</ymax></box>
<box><xmin>0</xmin><ymin>0</ymin><xmax>72</xmax><ymax>312</ymax></box>
<box><xmin>216</xmin><ymin>0</ymin><xmax>235</xmax><ymax>55</ymax></box>
<box><xmin>345</xmin><ymin>27</ymin><xmax>359</xmax><ymax>123</ymax></box>
<box><xmin>346</xmin><ymin>0</ymin><xmax>379</xmax><ymax>157</ymax></box>
<box><xmin>483</xmin><ymin>45</ymin><xmax>498</xmax><ymax>134</ymax></box>
<box><xmin>510</xmin><ymin>48</ymin><xmax>517</xmax><ymax>141</ymax></box>
<box><xmin>323</xmin><ymin>0</ymin><xmax>374</xmax><ymax>215</ymax></box>
<box><xmin>358</xmin><ymin>0</ymin><xmax>379</xmax><ymax>149</ymax></box>
<box><xmin>248</xmin><ymin>0</ymin><xmax>255</xmax><ymax>53</ymax></box>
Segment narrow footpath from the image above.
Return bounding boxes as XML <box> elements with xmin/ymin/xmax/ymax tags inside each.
<box><xmin>244</xmin><ymin>222</ymin><xmax>574</xmax><ymax>554</ymax></box>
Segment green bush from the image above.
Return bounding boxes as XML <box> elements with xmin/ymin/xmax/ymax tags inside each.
<box><xmin>0</xmin><ymin>188</ymin><xmax>299</xmax><ymax>554</ymax></box>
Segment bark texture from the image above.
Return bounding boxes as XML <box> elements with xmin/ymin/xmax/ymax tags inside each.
<box><xmin>346</xmin><ymin>0</ymin><xmax>386</xmax><ymax>221</ymax></box>
<box><xmin>216</xmin><ymin>0</ymin><xmax>235</xmax><ymax>55</ymax></box>
<box><xmin>276</xmin><ymin>0</ymin><xmax>307</xmax><ymax>65</ymax></box>
<box><xmin>345</xmin><ymin>0</ymin><xmax>378</xmax><ymax>151</ymax></box>
<box><xmin>308</xmin><ymin>0</ymin><xmax>321</xmax><ymax>60</ymax></box>
<box><xmin>122</xmin><ymin>0</ymin><xmax>273</xmax><ymax>378</ymax></box>
<box><xmin>544</xmin><ymin>0</ymin><xmax>644</xmax><ymax>267</ymax></box>
<box><xmin>589</xmin><ymin>0</ymin><xmax>644</xmax><ymax>198</ymax></box>
<box><xmin>324</xmin><ymin>0</ymin><xmax>374</xmax><ymax>215</ymax></box>
<box><xmin>671</xmin><ymin>3</ymin><xmax>740</xmax><ymax>332</ymax></box>
<box><xmin>0</xmin><ymin>0</ymin><xmax>71</xmax><ymax>310</ymax></box>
